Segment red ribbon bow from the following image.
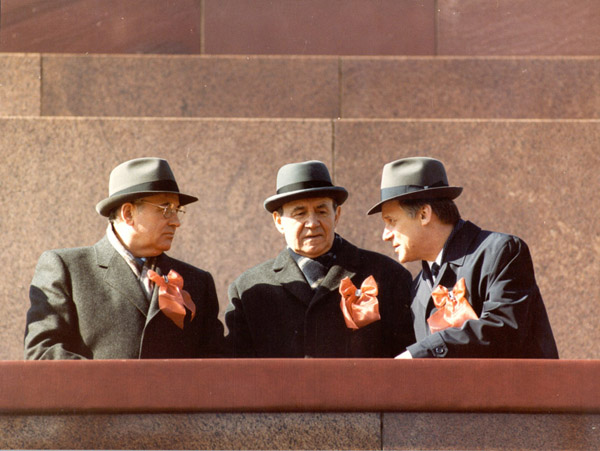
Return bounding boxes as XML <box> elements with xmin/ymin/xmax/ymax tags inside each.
<box><xmin>427</xmin><ymin>278</ymin><xmax>478</xmax><ymax>333</ymax></box>
<box><xmin>148</xmin><ymin>269</ymin><xmax>196</xmax><ymax>329</ymax></box>
<box><xmin>339</xmin><ymin>275</ymin><xmax>381</xmax><ymax>330</ymax></box>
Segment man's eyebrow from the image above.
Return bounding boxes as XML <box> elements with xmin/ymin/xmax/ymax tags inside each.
<box><xmin>289</xmin><ymin>206</ymin><xmax>306</xmax><ymax>214</ymax></box>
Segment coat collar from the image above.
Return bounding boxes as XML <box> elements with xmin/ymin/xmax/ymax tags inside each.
<box><xmin>272</xmin><ymin>237</ymin><xmax>360</xmax><ymax>306</ymax></box>
<box><xmin>94</xmin><ymin>235</ymin><xmax>152</xmax><ymax>316</ymax></box>
<box><xmin>416</xmin><ymin>220</ymin><xmax>482</xmax><ymax>309</ymax></box>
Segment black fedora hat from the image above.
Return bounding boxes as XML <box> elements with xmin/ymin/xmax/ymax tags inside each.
<box><xmin>264</xmin><ymin>160</ymin><xmax>348</xmax><ymax>212</ymax></box>
<box><xmin>96</xmin><ymin>157</ymin><xmax>198</xmax><ymax>217</ymax></box>
<box><xmin>367</xmin><ymin>157</ymin><xmax>462</xmax><ymax>215</ymax></box>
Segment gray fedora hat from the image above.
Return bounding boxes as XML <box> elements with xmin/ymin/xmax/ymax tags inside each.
<box><xmin>96</xmin><ymin>157</ymin><xmax>198</xmax><ymax>217</ymax></box>
<box><xmin>367</xmin><ymin>157</ymin><xmax>462</xmax><ymax>215</ymax></box>
<box><xmin>264</xmin><ymin>160</ymin><xmax>348</xmax><ymax>212</ymax></box>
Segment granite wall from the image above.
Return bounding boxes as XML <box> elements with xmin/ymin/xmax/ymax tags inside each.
<box><xmin>1</xmin><ymin>54</ymin><xmax>599</xmax><ymax>361</ymax></box>
<box><xmin>1</xmin><ymin>1</ymin><xmax>599</xmax><ymax>361</ymax></box>
<box><xmin>3</xmin><ymin>0</ymin><xmax>600</xmax><ymax>56</ymax></box>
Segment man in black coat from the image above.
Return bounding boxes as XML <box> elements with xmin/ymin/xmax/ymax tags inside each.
<box><xmin>368</xmin><ymin>157</ymin><xmax>558</xmax><ymax>358</ymax></box>
<box><xmin>25</xmin><ymin>157</ymin><xmax>225</xmax><ymax>359</ymax></box>
<box><xmin>226</xmin><ymin>160</ymin><xmax>414</xmax><ymax>358</ymax></box>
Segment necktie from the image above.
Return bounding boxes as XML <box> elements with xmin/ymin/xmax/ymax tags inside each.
<box><xmin>431</xmin><ymin>263</ymin><xmax>440</xmax><ymax>283</ymax></box>
<box><xmin>297</xmin><ymin>256</ymin><xmax>329</xmax><ymax>289</ymax></box>
<box><xmin>133</xmin><ymin>257</ymin><xmax>155</xmax><ymax>298</ymax></box>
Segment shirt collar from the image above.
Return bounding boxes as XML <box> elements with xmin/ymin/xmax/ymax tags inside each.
<box><xmin>106</xmin><ymin>224</ymin><xmax>142</xmax><ymax>276</ymax></box>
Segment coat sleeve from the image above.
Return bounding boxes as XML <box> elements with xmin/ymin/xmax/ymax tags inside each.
<box><xmin>193</xmin><ymin>271</ymin><xmax>228</xmax><ymax>357</ymax></box>
<box><xmin>407</xmin><ymin>236</ymin><xmax>551</xmax><ymax>358</ymax></box>
<box><xmin>379</xmin><ymin>263</ymin><xmax>415</xmax><ymax>356</ymax></box>
<box><xmin>224</xmin><ymin>280</ymin><xmax>256</xmax><ymax>357</ymax></box>
<box><xmin>24</xmin><ymin>251</ymin><xmax>90</xmax><ymax>360</ymax></box>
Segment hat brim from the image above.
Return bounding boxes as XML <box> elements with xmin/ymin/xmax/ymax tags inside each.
<box><xmin>264</xmin><ymin>187</ymin><xmax>348</xmax><ymax>213</ymax></box>
<box><xmin>96</xmin><ymin>190</ymin><xmax>198</xmax><ymax>217</ymax></box>
<box><xmin>366</xmin><ymin>186</ymin><xmax>462</xmax><ymax>215</ymax></box>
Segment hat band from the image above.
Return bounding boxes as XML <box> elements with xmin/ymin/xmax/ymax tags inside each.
<box><xmin>277</xmin><ymin>180</ymin><xmax>333</xmax><ymax>195</ymax></box>
<box><xmin>381</xmin><ymin>181</ymin><xmax>447</xmax><ymax>200</ymax></box>
<box><xmin>110</xmin><ymin>180</ymin><xmax>180</xmax><ymax>198</ymax></box>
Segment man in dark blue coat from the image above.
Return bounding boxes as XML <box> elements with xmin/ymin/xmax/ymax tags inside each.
<box><xmin>226</xmin><ymin>160</ymin><xmax>414</xmax><ymax>358</ymax></box>
<box><xmin>368</xmin><ymin>157</ymin><xmax>558</xmax><ymax>358</ymax></box>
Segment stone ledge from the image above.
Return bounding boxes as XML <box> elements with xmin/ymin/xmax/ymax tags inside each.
<box><xmin>1</xmin><ymin>359</ymin><xmax>598</xmax><ymax>414</ymax></box>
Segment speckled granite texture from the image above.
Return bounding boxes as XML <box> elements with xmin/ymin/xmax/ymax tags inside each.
<box><xmin>41</xmin><ymin>55</ymin><xmax>340</xmax><ymax>118</ymax></box>
<box><xmin>383</xmin><ymin>413</ymin><xmax>600</xmax><ymax>450</ymax></box>
<box><xmin>0</xmin><ymin>412</ymin><xmax>381</xmax><ymax>450</ymax></box>
<box><xmin>0</xmin><ymin>55</ymin><xmax>40</xmax><ymax>116</ymax></box>
<box><xmin>1</xmin><ymin>117</ymin><xmax>598</xmax><ymax>360</ymax></box>
<box><xmin>1</xmin><ymin>54</ymin><xmax>599</xmax><ymax>360</ymax></box>
<box><xmin>341</xmin><ymin>58</ymin><xmax>600</xmax><ymax>118</ymax></box>
<box><xmin>4</xmin><ymin>0</ymin><xmax>600</xmax><ymax>56</ymax></box>
<box><xmin>1</xmin><ymin>412</ymin><xmax>599</xmax><ymax>449</ymax></box>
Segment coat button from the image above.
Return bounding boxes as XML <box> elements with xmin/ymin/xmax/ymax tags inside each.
<box><xmin>434</xmin><ymin>346</ymin><xmax>446</xmax><ymax>356</ymax></box>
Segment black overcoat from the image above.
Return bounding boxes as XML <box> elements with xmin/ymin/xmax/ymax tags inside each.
<box><xmin>24</xmin><ymin>236</ymin><xmax>225</xmax><ymax>359</ymax></box>
<box><xmin>226</xmin><ymin>237</ymin><xmax>414</xmax><ymax>357</ymax></box>
<box><xmin>407</xmin><ymin>220</ymin><xmax>558</xmax><ymax>358</ymax></box>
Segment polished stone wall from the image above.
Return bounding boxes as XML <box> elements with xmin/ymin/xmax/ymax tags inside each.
<box><xmin>0</xmin><ymin>53</ymin><xmax>598</xmax><ymax>360</ymax></box>
<box><xmin>3</xmin><ymin>0</ymin><xmax>600</xmax><ymax>55</ymax></box>
<box><xmin>1</xmin><ymin>359</ymin><xmax>599</xmax><ymax>449</ymax></box>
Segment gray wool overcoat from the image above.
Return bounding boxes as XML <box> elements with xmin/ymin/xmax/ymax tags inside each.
<box><xmin>24</xmin><ymin>236</ymin><xmax>225</xmax><ymax>359</ymax></box>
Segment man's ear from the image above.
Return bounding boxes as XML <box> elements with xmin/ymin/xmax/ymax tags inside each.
<box><xmin>121</xmin><ymin>203</ymin><xmax>136</xmax><ymax>226</ymax></box>
<box><xmin>420</xmin><ymin>204</ymin><xmax>433</xmax><ymax>226</ymax></box>
<box><xmin>272</xmin><ymin>211</ymin><xmax>285</xmax><ymax>235</ymax></box>
<box><xmin>334</xmin><ymin>205</ymin><xmax>342</xmax><ymax>227</ymax></box>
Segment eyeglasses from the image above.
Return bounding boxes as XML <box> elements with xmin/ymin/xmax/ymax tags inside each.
<box><xmin>139</xmin><ymin>201</ymin><xmax>186</xmax><ymax>222</ymax></box>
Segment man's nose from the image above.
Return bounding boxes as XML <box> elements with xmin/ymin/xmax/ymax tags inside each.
<box><xmin>382</xmin><ymin>226</ymin><xmax>393</xmax><ymax>242</ymax></box>
<box><xmin>169</xmin><ymin>215</ymin><xmax>181</xmax><ymax>228</ymax></box>
<box><xmin>304</xmin><ymin>212</ymin><xmax>319</xmax><ymax>227</ymax></box>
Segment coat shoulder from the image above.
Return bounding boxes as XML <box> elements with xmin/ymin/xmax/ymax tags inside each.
<box><xmin>230</xmin><ymin>257</ymin><xmax>279</xmax><ymax>293</ymax></box>
<box><xmin>343</xmin><ymin>239</ymin><xmax>411</xmax><ymax>279</ymax></box>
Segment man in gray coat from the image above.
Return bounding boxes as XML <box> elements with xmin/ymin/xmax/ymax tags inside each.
<box><xmin>25</xmin><ymin>157</ymin><xmax>225</xmax><ymax>359</ymax></box>
<box><xmin>225</xmin><ymin>160</ymin><xmax>414</xmax><ymax>358</ymax></box>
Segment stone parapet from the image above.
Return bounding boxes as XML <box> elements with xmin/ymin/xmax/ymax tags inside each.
<box><xmin>1</xmin><ymin>359</ymin><xmax>598</xmax><ymax>449</ymax></box>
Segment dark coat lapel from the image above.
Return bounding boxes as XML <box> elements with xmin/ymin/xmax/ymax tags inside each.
<box><xmin>272</xmin><ymin>249</ymin><xmax>314</xmax><ymax>305</ymax></box>
<box><xmin>312</xmin><ymin>240</ymin><xmax>359</xmax><ymax>305</ymax></box>
<box><xmin>413</xmin><ymin>221</ymin><xmax>482</xmax><ymax>338</ymax></box>
<box><xmin>94</xmin><ymin>236</ymin><xmax>149</xmax><ymax>316</ymax></box>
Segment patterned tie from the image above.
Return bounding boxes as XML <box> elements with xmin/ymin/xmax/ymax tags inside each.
<box><xmin>133</xmin><ymin>257</ymin><xmax>155</xmax><ymax>298</ymax></box>
<box><xmin>296</xmin><ymin>256</ymin><xmax>329</xmax><ymax>289</ymax></box>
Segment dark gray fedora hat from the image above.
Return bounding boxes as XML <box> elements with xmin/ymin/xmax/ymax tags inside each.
<box><xmin>367</xmin><ymin>157</ymin><xmax>462</xmax><ymax>215</ymax></box>
<box><xmin>264</xmin><ymin>160</ymin><xmax>348</xmax><ymax>212</ymax></box>
<box><xmin>96</xmin><ymin>157</ymin><xmax>198</xmax><ymax>217</ymax></box>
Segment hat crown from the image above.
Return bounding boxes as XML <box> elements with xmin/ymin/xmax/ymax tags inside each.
<box><xmin>366</xmin><ymin>157</ymin><xmax>462</xmax><ymax>215</ymax></box>
<box><xmin>263</xmin><ymin>160</ymin><xmax>348</xmax><ymax>212</ymax></box>
<box><xmin>108</xmin><ymin>158</ymin><xmax>177</xmax><ymax>196</ymax></box>
<box><xmin>96</xmin><ymin>157</ymin><xmax>198</xmax><ymax>217</ymax></box>
<box><xmin>276</xmin><ymin>160</ymin><xmax>333</xmax><ymax>193</ymax></box>
<box><xmin>381</xmin><ymin>157</ymin><xmax>449</xmax><ymax>189</ymax></box>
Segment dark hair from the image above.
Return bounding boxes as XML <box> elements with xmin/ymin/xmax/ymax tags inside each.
<box><xmin>108</xmin><ymin>208</ymin><xmax>119</xmax><ymax>224</ymax></box>
<box><xmin>399</xmin><ymin>198</ymin><xmax>460</xmax><ymax>225</ymax></box>
<box><xmin>276</xmin><ymin>199</ymin><xmax>339</xmax><ymax>216</ymax></box>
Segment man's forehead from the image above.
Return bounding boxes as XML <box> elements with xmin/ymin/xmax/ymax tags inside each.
<box><xmin>381</xmin><ymin>200</ymin><xmax>403</xmax><ymax>217</ymax></box>
<box><xmin>282</xmin><ymin>197</ymin><xmax>335</xmax><ymax>211</ymax></box>
<box><xmin>139</xmin><ymin>193</ymin><xmax>180</xmax><ymax>205</ymax></box>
